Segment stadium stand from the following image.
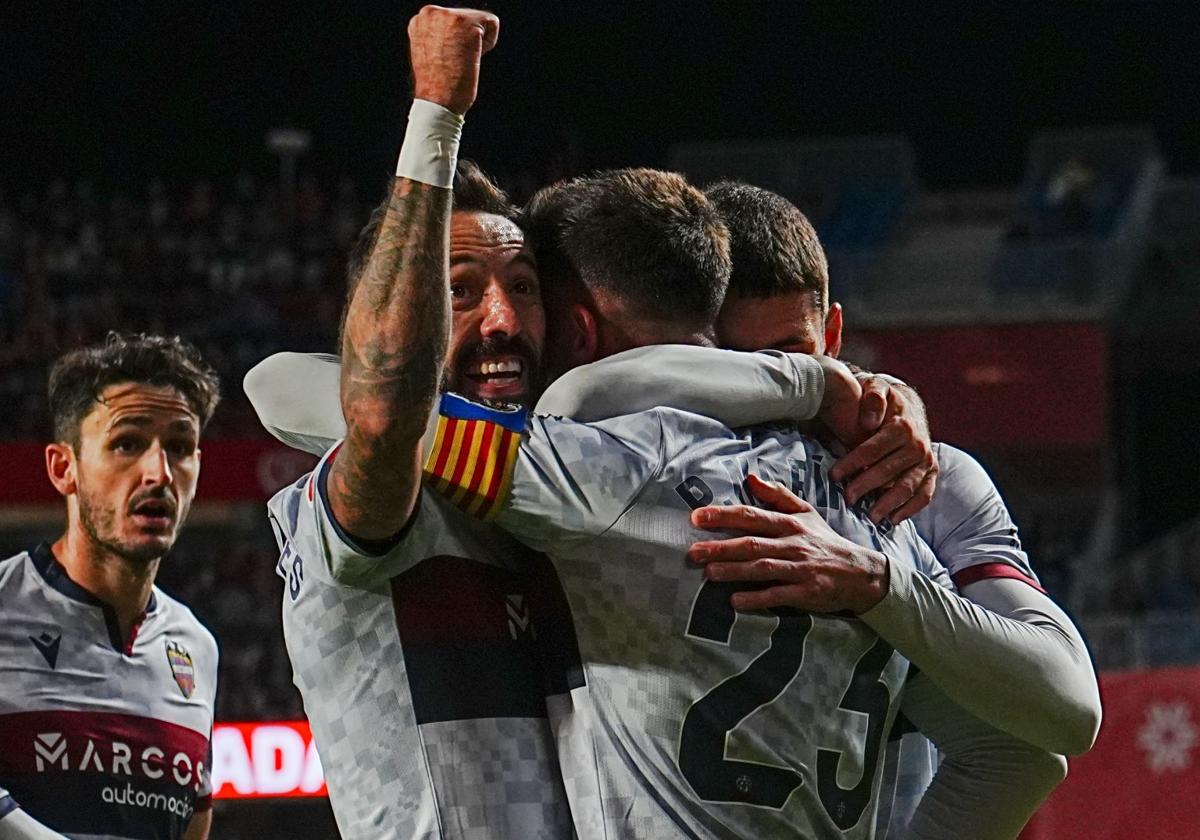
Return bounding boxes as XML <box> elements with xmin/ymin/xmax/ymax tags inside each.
<box><xmin>0</xmin><ymin>175</ymin><xmax>364</xmax><ymax>438</ymax></box>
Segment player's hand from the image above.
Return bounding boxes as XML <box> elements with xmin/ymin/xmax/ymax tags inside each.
<box><xmin>829</xmin><ymin>375</ymin><xmax>937</xmax><ymax>526</ymax></box>
<box><xmin>408</xmin><ymin>5</ymin><xmax>500</xmax><ymax>115</ymax></box>
<box><xmin>815</xmin><ymin>356</ymin><xmax>867</xmax><ymax>449</ymax></box>
<box><xmin>687</xmin><ymin>474</ymin><xmax>890</xmax><ymax>615</ymax></box>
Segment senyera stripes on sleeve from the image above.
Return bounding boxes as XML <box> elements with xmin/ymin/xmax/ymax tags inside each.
<box><xmin>423</xmin><ymin>393</ymin><xmax>526</xmax><ymax>520</ymax></box>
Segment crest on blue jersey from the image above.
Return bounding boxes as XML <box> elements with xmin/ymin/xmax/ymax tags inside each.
<box><xmin>165</xmin><ymin>640</ymin><xmax>195</xmax><ymax>698</ymax></box>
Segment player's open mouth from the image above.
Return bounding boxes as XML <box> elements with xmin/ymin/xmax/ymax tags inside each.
<box><xmin>131</xmin><ymin>499</ymin><xmax>175</xmax><ymax>530</ymax></box>
<box><xmin>463</xmin><ymin>356</ymin><xmax>525</xmax><ymax>397</ymax></box>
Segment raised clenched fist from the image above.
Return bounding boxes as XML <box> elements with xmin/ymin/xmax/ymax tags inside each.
<box><xmin>408</xmin><ymin>5</ymin><xmax>500</xmax><ymax>116</ymax></box>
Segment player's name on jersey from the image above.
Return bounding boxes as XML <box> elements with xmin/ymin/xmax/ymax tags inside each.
<box><xmin>674</xmin><ymin>445</ymin><xmax>893</xmax><ymax>534</ymax></box>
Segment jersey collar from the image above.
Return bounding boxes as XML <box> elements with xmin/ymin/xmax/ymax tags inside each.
<box><xmin>30</xmin><ymin>542</ymin><xmax>159</xmax><ymax>653</ymax></box>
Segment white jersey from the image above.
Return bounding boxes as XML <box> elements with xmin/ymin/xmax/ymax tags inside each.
<box><xmin>424</xmin><ymin>394</ymin><xmax>948</xmax><ymax>839</ymax></box>
<box><xmin>0</xmin><ymin>545</ymin><xmax>217</xmax><ymax>840</ymax></box>
<box><xmin>877</xmin><ymin>442</ymin><xmax>1041</xmax><ymax>837</ymax></box>
<box><xmin>266</xmin><ymin>447</ymin><xmax>575</xmax><ymax>840</ymax></box>
<box><xmin>912</xmin><ymin>443</ymin><xmax>1040</xmax><ymax>591</ymax></box>
<box><xmin>536</xmin><ymin>350</ymin><xmax>1046</xmax><ymax>838</ymax></box>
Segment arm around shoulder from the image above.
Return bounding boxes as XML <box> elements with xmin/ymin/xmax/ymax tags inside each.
<box><xmin>862</xmin><ymin>561</ymin><xmax>1101</xmax><ymax>756</ymax></box>
<box><xmin>535</xmin><ymin>345</ymin><xmax>827</xmax><ymax>426</ymax></box>
<box><xmin>243</xmin><ymin>352</ymin><xmax>345</xmax><ymax>456</ymax></box>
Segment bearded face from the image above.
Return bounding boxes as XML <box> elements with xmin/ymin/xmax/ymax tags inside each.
<box><xmin>63</xmin><ymin>383</ymin><xmax>200</xmax><ymax>564</ymax></box>
<box><xmin>445</xmin><ymin>211</ymin><xmax>547</xmax><ymax>408</ymax></box>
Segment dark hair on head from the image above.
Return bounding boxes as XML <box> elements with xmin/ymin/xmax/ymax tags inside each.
<box><xmin>340</xmin><ymin>159</ymin><xmax>516</xmax><ymax>345</ymax></box>
<box><xmin>521</xmin><ymin>168</ymin><xmax>731</xmax><ymax>327</ymax></box>
<box><xmin>48</xmin><ymin>332</ymin><xmax>221</xmax><ymax>445</ymax></box>
<box><xmin>705</xmin><ymin>181</ymin><xmax>828</xmax><ymax>310</ymax></box>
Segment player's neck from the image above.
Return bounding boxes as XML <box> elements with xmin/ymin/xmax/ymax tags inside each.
<box><xmin>53</xmin><ymin>529</ymin><xmax>159</xmax><ymax>641</ymax></box>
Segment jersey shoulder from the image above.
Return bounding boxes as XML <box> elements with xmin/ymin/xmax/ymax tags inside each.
<box><xmin>0</xmin><ymin>550</ymin><xmax>32</xmax><ymax>589</ymax></box>
<box><xmin>920</xmin><ymin>443</ymin><xmax>1041</xmax><ymax>588</ymax></box>
<box><xmin>152</xmin><ymin>587</ymin><xmax>219</xmax><ymax>665</ymax></box>
<box><xmin>933</xmin><ymin>442</ymin><xmax>998</xmax><ymax>492</ymax></box>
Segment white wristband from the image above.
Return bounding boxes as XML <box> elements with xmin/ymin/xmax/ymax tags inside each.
<box><xmin>395</xmin><ymin>99</ymin><xmax>464</xmax><ymax>189</ymax></box>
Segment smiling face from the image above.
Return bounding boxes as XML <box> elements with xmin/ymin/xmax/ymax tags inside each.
<box><xmin>51</xmin><ymin>382</ymin><xmax>201</xmax><ymax>563</ymax></box>
<box><xmin>444</xmin><ymin>211</ymin><xmax>547</xmax><ymax>407</ymax></box>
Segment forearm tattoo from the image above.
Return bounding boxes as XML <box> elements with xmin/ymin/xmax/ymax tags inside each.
<box><xmin>331</xmin><ymin>177</ymin><xmax>451</xmax><ymax>533</ymax></box>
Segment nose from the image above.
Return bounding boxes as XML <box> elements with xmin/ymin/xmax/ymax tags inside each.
<box><xmin>479</xmin><ymin>285</ymin><xmax>521</xmax><ymax>339</ymax></box>
<box><xmin>140</xmin><ymin>441</ymin><xmax>174</xmax><ymax>488</ymax></box>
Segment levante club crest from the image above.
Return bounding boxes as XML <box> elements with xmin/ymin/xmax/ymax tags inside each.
<box><xmin>165</xmin><ymin>640</ymin><xmax>195</xmax><ymax>699</ymax></box>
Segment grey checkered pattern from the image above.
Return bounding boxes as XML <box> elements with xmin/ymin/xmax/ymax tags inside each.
<box><xmin>420</xmin><ymin>718</ymin><xmax>574</xmax><ymax>838</ymax></box>
<box><xmin>502</xmin><ymin>409</ymin><xmax>943</xmax><ymax>838</ymax></box>
<box><xmin>270</xmin><ymin>469</ymin><xmax>573</xmax><ymax>840</ymax></box>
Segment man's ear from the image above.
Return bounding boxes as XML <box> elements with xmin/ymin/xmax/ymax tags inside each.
<box><xmin>567</xmin><ymin>303</ymin><xmax>599</xmax><ymax>367</ymax></box>
<box><xmin>45</xmin><ymin>442</ymin><xmax>77</xmax><ymax>498</ymax></box>
<box><xmin>824</xmin><ymin>302</ymin><xmax>844</xmax><ymax>359</ymax></box>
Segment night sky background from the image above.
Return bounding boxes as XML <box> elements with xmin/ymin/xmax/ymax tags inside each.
<box><xmin>3</xmin><ymin>1</ymin><xmax>1197</xmax><ymax>191</ymax></box>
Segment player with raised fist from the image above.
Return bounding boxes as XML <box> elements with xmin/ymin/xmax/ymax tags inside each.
<box><xmin>408</xmin><ymin>5</ymin><xmax>499</xmax><ymax>116</ymax></box>
<box><xmin>262</xmin><ymin>9</ymin><xmax>576</xmax><ymax>839</ymax></box>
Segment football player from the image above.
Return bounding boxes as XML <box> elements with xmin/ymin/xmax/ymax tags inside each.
<box><xmin>0</xmin><ymin>334</ymin><xmax>220</xmax><ymax>840</ymax></box>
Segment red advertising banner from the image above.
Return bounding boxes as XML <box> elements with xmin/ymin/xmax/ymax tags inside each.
<box><xmin>211</xmin><ymin>721</ymin><xmax>326</xmax><ymax>799</ymax></box>
<box><xmin>214</xmin><ymin>666</ymin><xmax>1200</xmax><ymax>815</ymax></box>
<box><xmin>845</xmin><ymin>322</ymin><xmax>1109</xmax><ymax>450</ymax></box>
<box><xmin>0</xmin><ymin>440</ymin><xmax>317</xmax><ymax>505</ymax></box>
<box><xmin>1022</xmin><ymin>666</ymin><xmax>1200</xmax><ymax>839</ymax></box>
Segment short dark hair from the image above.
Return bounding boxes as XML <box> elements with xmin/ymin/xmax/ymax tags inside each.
<box><xmin>705</xmin><ymin>181</ymin><xmax>828</xmax><ymax>310</ymax></box>
<box><xmin>48</xmin><ymin>332</ymin><xmax>221</xmax><ymax>444</ymax></box>
<box><xmin>522</xmin><ymin>168</ymin><xmax>731</xmax><ymax>327</ymax></box>
<box><xmin>341</xmin><ymin>160</ymin><xmax>516</xmax><ymax>345</ymax></box>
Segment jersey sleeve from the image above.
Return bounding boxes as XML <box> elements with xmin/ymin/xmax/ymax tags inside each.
<box><xmin>266</xmin><ymin>441</ymin><xmax>461</xmax><ymax>588</ymax></box>
<box><xmin>0</xmin><ymin>785</ymin><xmax>16</xmax><ymax>819</ymax></box>
<box><xmin>861</xmin><ymin>561</ymin><xmax>1101</xmax><ymax>756</ymax></box>
<box><xmin>534</xmin><ymin>345</ymin><xmax>825</xmax><ymax>426</ymax></box>
<box><xmin>194</xmin><ymin>738</ymin><xmax>213</xmax><ymax>811</ymax></box>
<box><xmin>900</xmin><ymin>673</ymin><xmax>1066</xmax><ymax>840</ymax></box>
<box><xmin>0</xmin><ymin>807</ymin><xmax>74</xmax><ymax>839</ymax></box>
<box><xmin>422</xmin><ymin>392</ymin><xmax>665</xmax><ymax>551</ymax></box>
<box><xmin>243</xmin><ymin>352</ymin><xmax>347</xmax><ymax>457</ymax></box>
<box><xmin>195</xmin><ymin>630</ymin><xmax>218</xmax><ymax>808</ymax></box>
<box><xmin>912</xmin><ymin>443</ymin><xmax>1043</xmax><ymax>593</ymax></box>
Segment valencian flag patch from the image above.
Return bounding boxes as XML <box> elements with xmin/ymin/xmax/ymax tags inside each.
<box><xmin>423</xmin><ymin>393</ymin><xmax>526</xmax><ymax>520</ymax></box>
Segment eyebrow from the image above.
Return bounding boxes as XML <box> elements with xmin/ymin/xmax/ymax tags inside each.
<box><xmin>110</xmin><ymin>416</ymin><xmax>197</xmax><ymax>434</ymax></box>
<box><xmin>509</xmin><ymin>252</ymin><xmax>538</xmax><ymax>272</ymax></box>
<box><xmin>449</xmin><ymin>250</ymin><xmax>538</xmax><ymax>270</ymax></box>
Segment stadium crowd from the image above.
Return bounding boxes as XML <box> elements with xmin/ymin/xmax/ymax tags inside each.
<box><xmin>0</xmin><ymin>176</ymin><xmax>362</xmax><ymax>438</ymax></box>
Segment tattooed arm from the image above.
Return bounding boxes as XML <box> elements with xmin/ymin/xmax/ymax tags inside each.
<box><xmin>327</xmin><ymin>6</ymin><xmax>500</xmax><ymax>540</ymax></box>
<box><xmin>329</xmin><ymin>177</ymin><xmax>451</xmax><ymax>539</ymax></box>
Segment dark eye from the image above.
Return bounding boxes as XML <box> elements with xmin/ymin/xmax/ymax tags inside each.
<box><xmin>112</xmin><ymin>437</ymin><xmax>142</xmax><ymax>455</ymax></box>
<box><xmin>512</xmin><ymin>279</ymin><xmax>536</xmax><ymax>295</ymax></box>
<box><xmin>450</xmin><ymin>283</ymin><xmax>468</xmax><ymax>299</ymax></box>
<box><xmin>168</xmin><ymin>440</ymin><xmax>195</xmax><ymax>459</ymax></box>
